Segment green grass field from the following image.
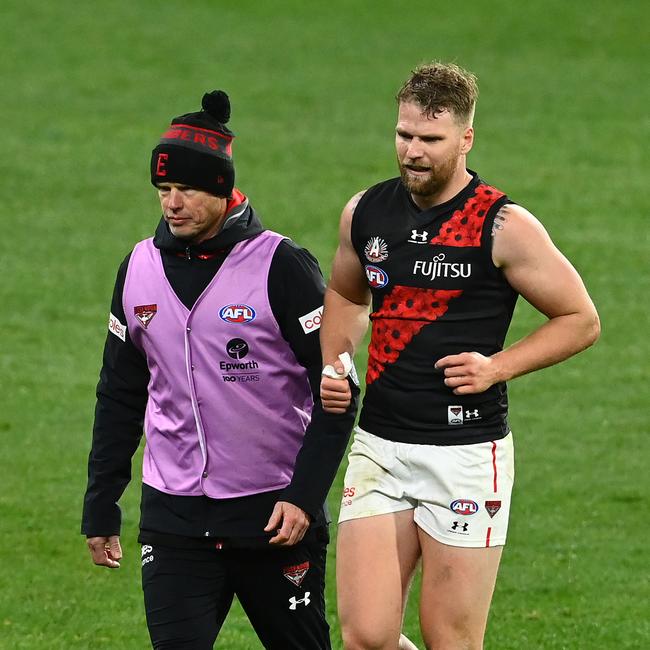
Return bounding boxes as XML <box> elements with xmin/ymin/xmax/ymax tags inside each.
<box><xmin>1</xmin><ymin>0</ymin><xmax>648</xmax><ymax>647</ymax></box>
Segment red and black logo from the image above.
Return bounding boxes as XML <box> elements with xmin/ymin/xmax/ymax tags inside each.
<box><xmin>485</xmin><ymin>500</ymin><xmax>502</xmax><ymax>518</ymax></box>
<box><xmin>283</xmin><ymin>561</ymin><xmax>310</xmax><ymax>587</ymax></box>
<box><xmin>134</xmin><ymin>304</ymin><xmax>157</xmax><ymax>329</ymax></box>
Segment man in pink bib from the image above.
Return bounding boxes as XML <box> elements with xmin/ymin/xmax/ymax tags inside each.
<box><xmin>82</xmin><ymin>90</ymin><xmax>358</xmax><ymax>650</ymax></box>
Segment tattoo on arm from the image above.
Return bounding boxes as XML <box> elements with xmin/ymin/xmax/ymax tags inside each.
<box><xmin>491</xmin><ymin>206</ymin><xmax>508</xmax><ymax>237</ymax></box>
<box><xmin>349</xmin><ymin>191</ymin><xmax>365</xmax><ymax>215</ymax></box>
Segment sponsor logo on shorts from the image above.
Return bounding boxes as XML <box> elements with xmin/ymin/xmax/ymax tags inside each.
<box><xmin>283</xmin><ymin>561</ymin><xmax>310</xmax><ymax>587</ymax></box>
<box><xmin>298</xmin><ymin>306</ymin><xmax>323</xmax><ymax>334</ymax></box>
<box><xmin>134</xmin><ymin>304</ymin><xmax>157</xmax><ymax>329</ymax></box>
<box><xmin>450</xmin><ymin>499</ymin><xmax>479</xmax><ymax>515</ymax></box>
<box><xmin>364</xmin><ymin>236</ymin><xmax>389</xmax><ymax>262</ymax></box>
<box><xmin>485</xmin><ymin>500</ymin><xmax>502</xmax><ymax>518</ymax></box>
<box><xmin>341</xmin><ymin>486</ymin><xmax>356</xmax><ymax>508</ymax></box>
<box><xmin>365</xmin><ymin>265</ymin><xmax>389</xmax><ymax>288</ymax></box>
<box><xmin>108</xmin><ymin>312</ymin><xmax>126</xmax><ymax>341</ymax></box>
<box><xmin>449</xmin><ymin>521</ymin><xmax>470</xmax><ymax>534</ymax></box>
<box><xmin>448</xmin><ymin>405</ymin><xmax>463</xmax><ymax>425</ymax></box>
<box><xmin>219</xmin><ymin>304</ymin><xmax>256</xmax><ymax>323</ymax></box>
<box><xmin>289</xmin><ymin>592</ymin><xmax>311</xmax><ymax>610</ymax></box>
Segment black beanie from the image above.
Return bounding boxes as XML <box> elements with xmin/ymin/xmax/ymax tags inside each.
<box><xmin>151</xmin><ymin>90</ymin><xmax>235</xmax><ymax>197</ymax></box>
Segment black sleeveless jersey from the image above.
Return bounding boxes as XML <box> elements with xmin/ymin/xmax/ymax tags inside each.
<box><xmin>351</xmin><ymin>171</ymin><xmax>518</xmax><ymax>445</ymax></box>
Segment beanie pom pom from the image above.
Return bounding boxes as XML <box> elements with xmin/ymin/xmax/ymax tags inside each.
<box><xmin>202</xmin><ymin>90</ymin><xmax>231</xmax><ymax>124</ymax></box>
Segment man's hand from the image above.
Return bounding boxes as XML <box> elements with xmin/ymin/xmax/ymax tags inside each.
<box><xmin>321</xmin><ymin>353</ymin><xmax>353</xmax><ymax>413</ymax></box>
<box><xmin>435</xmin><ymin>352</ymin><xmax>501</xmax><ymax>395</ymax></box>
<box><xmin>264</xmin><ymin>501</ymin><xmax>311</xmax><ymax>546</ymax></box>
<box><xmin>87</xmin><ymin>535</ymin><xmax>122</xmax><ymax>568</ymax></box>
<box><xmin>320</xmin><ymin>374</ymin><xmax>352</xmax><ymax>413</ymax></box>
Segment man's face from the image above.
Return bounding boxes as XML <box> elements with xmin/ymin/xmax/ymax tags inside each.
<box><xmin>395</xmin><ymin>101</ymin><xmax>473</xmax><ymax>199</ymax></box>
<box><xmin>157</xmin><ymin>183</ymin><xmax>228</xmax><ymax>244</ymax></box>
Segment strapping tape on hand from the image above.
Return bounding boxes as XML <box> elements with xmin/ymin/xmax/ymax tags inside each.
<box><xmin>322</xmin><ymin>352</ymin><xmax>353</xmax><ymax>379</ymax></box>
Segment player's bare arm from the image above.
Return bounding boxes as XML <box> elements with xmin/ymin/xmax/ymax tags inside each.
<box><xmin>320</xmin><ymin>192</ymin><xmax>371</xmax><ymax>413</ymax></box>
<box><xmin>436</xmin><ymin>203</ymin><xmax>600</xmax><ymax>394</ymax></box>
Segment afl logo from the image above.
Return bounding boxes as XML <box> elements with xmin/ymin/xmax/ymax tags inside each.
<box><xmin>219</xmin><ymin>304</ymin><xmax>256</xmax><ymax>324</ymax></box>
<box><xmin>450</xmin><ymin>499</ymin><xmax>479</xmax><ymax>516</ymax></box>
<box><xmin>365</xmin><ymin>265</ymin><xmax>389</xmax><ymax>288</ymax></box>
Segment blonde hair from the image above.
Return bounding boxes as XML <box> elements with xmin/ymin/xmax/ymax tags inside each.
<box><xmin>397</xmin><ymin>62</ymin><xmax>478</xmax><ymax>125</ymax></box>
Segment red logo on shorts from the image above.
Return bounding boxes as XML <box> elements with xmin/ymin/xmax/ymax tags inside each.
<box><xmin>283</xmin><ymin>561</ymin><xmax>309</xmax><ymax>587</ymax></box>
<box><xmin>485</xmin><ymin>500</ymin><xmax>502</xmax><ymax>518</ymax></box>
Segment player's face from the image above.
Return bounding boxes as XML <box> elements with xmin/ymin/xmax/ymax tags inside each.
<box><xmin>157</xmin><ymin>183</ymin><xmax>228</xmax><ymax>244</ymax></box>
<box><xmin>395</xmin><ymin>101</ymin><xmax>473</xmax><ymax>200</ymax></box>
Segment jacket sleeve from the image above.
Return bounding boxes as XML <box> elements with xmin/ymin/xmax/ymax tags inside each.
<box><xmin>81</xmin><ymin>254</ymin><xmax>150</xmax><ymax>537</ymax></box>
<box><xmin>267</xmin><ymin>240</ymin><xmax>359</xmax><ymax>520</ymax></box>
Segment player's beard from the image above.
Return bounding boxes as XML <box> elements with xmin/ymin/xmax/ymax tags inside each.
<box><xmin>398</xmin><ymin>151</ymin><xmax>459</xmax><ymax>198</ymax></box>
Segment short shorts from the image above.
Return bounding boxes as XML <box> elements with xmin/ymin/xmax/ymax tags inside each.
<box><xmin>338</xmin><ymin>427</ymin><xmax>514</xmax><ymax>548</ymax></box>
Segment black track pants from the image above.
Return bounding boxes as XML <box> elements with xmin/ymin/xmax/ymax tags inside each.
<box><xmin>141</xmin><ymin>537</ymin><xmax>331</xmax><ymax>649</ymax></box>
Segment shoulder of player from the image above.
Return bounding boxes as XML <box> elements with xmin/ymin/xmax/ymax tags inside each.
<box><xmin>341</xmin><ymin>177</ymin><xmax>402</xmax><ymax>225</ymax></box>
<box><xmin>492</xmin><ymin>203</ymin><xmax>554</xmax><ymax>267</ymax></box>
<box><xmin>343</xmin><ymin>190</ymin><xmax>367</xmax><ymax>217</ymax></box>
<box><xmin>339</xmin><ymin>190</ymin><xmax>368</xmax><ymax>239</ymax></box>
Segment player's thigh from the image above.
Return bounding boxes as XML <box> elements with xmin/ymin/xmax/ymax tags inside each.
<box><xmin>141</xmin><ymin>544</ymin><xmax>234</xmax><ymax>650</ymax></box>
<box><xmin>417</xmin><ymin>530</ymin><xmax>502</xmax><ymax>648</ymax></box>
<box><xmin>337</xmin><ymin>510</ymin><xmax>421</xmax><ymax>648</ymax></box>
<box><xmin>232</xmin><ymin>532</ymin><xmax>331</xmax><ymax>650</ymax></box>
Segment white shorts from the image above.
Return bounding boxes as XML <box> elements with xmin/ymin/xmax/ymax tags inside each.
<box><xmin>338</xmin><ymin>427</ymin><xmax>515</xmax><ymax>548</ymax></box>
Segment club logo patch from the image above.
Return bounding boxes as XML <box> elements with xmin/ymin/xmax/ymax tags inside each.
<box><xmin>450</xmin><ymin>499</ymin><xmax>479</xmax><ymax>515</ymax></box>
<box><xmin>134</xmin><ymin>304</ymin><xmax>157</xmax><ymax>329</ymax></box>
<box><xmin>283</xmin><ymin>561</ymin><xmax>310</xmax><ymax>587</ymax></box>
<box><xmin>485</xmin><ymin>500</ymin><xmax>502</xmax><ymax>518</ymax></box>
<box><xmin>364</xmin><ymin>237</ymin><xmax>389</xmax><ymax>262</ymax></box>
<box><xmin>365</xmin><ymin>265</ymin><xmax>389</xmax><ymax>288</ymax></box>
<box><xmin>219</xmin><ymin>304</ymin><xmax>256</xmax><ymax>324</ymax></box>
<box><xmin>448</xmin><ymin>405</ymin><xmax>463</xmax><ymax>425</ymax></box>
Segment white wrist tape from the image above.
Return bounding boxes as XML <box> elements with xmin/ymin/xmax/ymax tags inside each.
<box><xmin>322</xmin><ymin>352</ymin><xmax>353</xmax><ymax>379</ymax></box>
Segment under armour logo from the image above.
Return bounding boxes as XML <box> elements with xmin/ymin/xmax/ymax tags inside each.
<box><xmin>451</xmin><ymin>521</ymin><xmax>469</xmax><ymax>532</ymax></box>
<box><xmin>289</xmin><ymin>592</ymin><xmax>311</xmax><ymax>610</ymax></box>
<box><xmin>465</xmin><ymin>409</ymin><xmax>479</xmax><ymax>418</ymax></box>
<box><xmin>408</xmin><ymin>229</ymin><xmax>429</xmax><ymax>244</ymax></box>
